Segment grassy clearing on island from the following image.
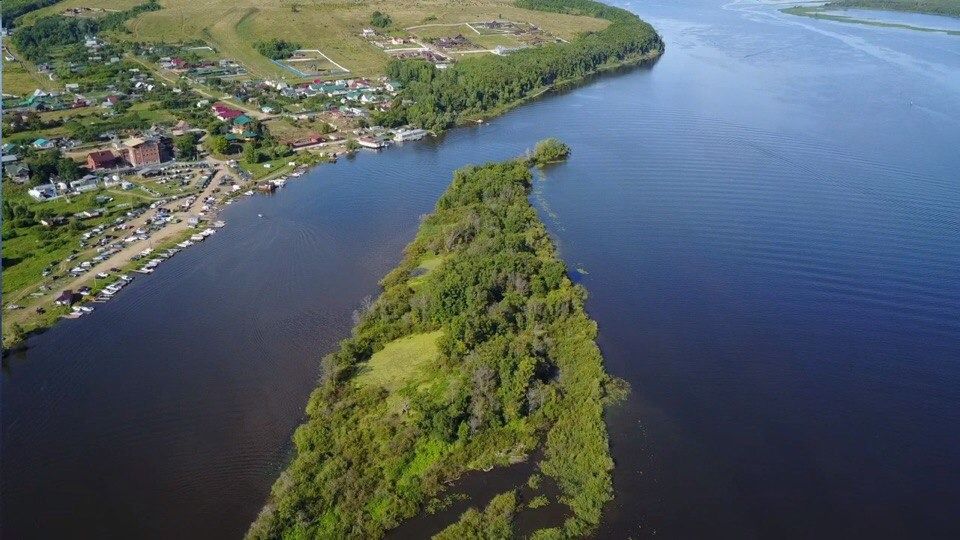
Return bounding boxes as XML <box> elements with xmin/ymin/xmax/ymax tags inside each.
<box><xmin>356</xmin><ymin>331</ymin><xmax>444</xmax><ymax>393</ymax></box>
<box><xmin>408</xmin><ymin>253</ymin><xmax>448</xmax><ymax>287</ymax></box>
<box><xmin>20</xmin><ymin>0</ymin><xmax>608</xmax><ymax>80</ymax></box>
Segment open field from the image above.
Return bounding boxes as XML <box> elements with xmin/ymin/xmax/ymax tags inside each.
<box><xmin>356</xmin><ymin>331</ymin><xmax>444</xmax><ymax>393</ymax></box>
<box><xmin>22</xmin><ymin>0</ymin><xmax>608</xmax><ymax>79</ymax></box>
<box><xmin>2</xmin><ymin>43</ymin><xmax>62</xmax><ymax>95</ymax></box>
<box><xmin>275</xmin><ymin>49</ymin><xmax>349</xmax><ymax>78</ymax></box>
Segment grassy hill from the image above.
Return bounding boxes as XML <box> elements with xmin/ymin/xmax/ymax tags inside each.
<box><xmin>21</xmin><ymin>0</ymin><xmax>609</xmax><ymax>79</ymax></box>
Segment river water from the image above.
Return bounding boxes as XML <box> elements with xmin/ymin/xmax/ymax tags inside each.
<box><xmin>3</xmin><ymin>1</ymin><xmax>959</xmax><ymax>538</ymax></box>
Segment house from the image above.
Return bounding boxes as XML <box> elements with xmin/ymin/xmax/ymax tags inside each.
<box><xmin>1</xmin><ymin>153</ymin><xmax>19</xmax><ymax>164</ymax></box>
<box><xmin>5</xmin><ymin>163</ymin><xmax>30</xmax><ymax>183</ymax></box>
<box><xmin>385</xmin><ymin>80</ymin><xmax>402</xmax><ymax>92</ymax></box>
<box><xmin>289</xmin><ymin>135</ymin><xmax>325</xmax><ymax>149</ymax></box>
<box><xmin>357</xmin><ymin>136</ymin><xmax>387</xmax><ymax>149</ymax></box>
<box><xmin>211</xmin><ymin>103</ymin><xmax>243</xmax><ymax>121</ymax></box>
<box><xmin>171</xmin><ymin>120</ymin><xmax>194</xmax><ymax>136</ymax></box>
<box><xmin>55</xmin><ymin>290</ymin><xmax>77</xmax><ymax>306</ymax></box>
<box><xmin>28</xmin><ymin>183</ymin><xmax>59</xmax><ymax>201</ymax></box>
<box><xmin>102</xmin><ymin>95</ymin><xmax>120</xmax><ymax>108</ymax></box>
<box><xmin>70</xmin><ymin>174</ymin><xmax>100</xmax><ymax>193</ymax></box>
<box><xmin>86</xmin><ymin>150</ymin><xmax>118</xmax><ymax>170</ymax></box>
<box><xmin>40</xmin><ymin>216</ymin><xmax>68</xmax><ymax>227</ymax></box>
<box><xmin>124</xmin><ymin>137</ymin><xmax>164</xmax><ymax>167</ymax></box>
<box><xmin>233</xmin><ymin>114</ymin><xmax>253</xmax><ymax>128</ymax></box>
<box><xmin>33</xmin><ymin>138</ymin><xmax>54</xmax><ymax>149</ymax></box>
<box><xmin>393</xmin><ymin>128</ymin><xmax>429</xmax><ymax>142</ymax></box>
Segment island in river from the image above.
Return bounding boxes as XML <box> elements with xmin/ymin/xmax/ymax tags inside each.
<box><xmin>246</xmin><ymin>140</ymin><xmax>624</xmax><ymax>538</ymax></box>
<box><xmin>784</xmin><ymin>0</ymin><xmax>960</xmax><ymax>34</ymax></box>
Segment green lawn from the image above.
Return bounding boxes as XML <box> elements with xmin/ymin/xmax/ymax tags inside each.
<box><xmin>129</xmin><ymin>101</ymin><xmax>178</xmax><ymax>123</ymax></box>
<box><xmin>2</xmin><ymin>40</ymin><xmax>62</xmax><ymax>96</ymax></box>
<box><xmin>409</xmin><ymin>253</ymin><xmax>448</xmax><ymax>287</ymax></box>
<box><xmin>237</xmin><ymin>154</ymin><xmax>298</xmax><ymax>180</ymax></box>
<box><xmin>356</xmin><ymin>330</ymin><xmax>444</xmax><ymax>393</ymax></box>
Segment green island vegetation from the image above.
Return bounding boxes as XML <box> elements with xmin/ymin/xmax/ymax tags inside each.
<box><xmin>247</xmin><ymin>142</ymin><xmax>626</xmax><ymax>538</ymax></box>
<box><xmin>784</xmin><ymin>0</ymin><xmax>960</xmax><ymax>34</ymax></box>
<box><xmin>826</xmin><ymin>0</ymin><xmax>960</xmax><ymax>18</ymax></box>
<box><xmin>435</xmin><ymin>491</ymin><xmax>518</xmax><ymax>539</ymax></box>
<box><xmin>375</xmin><ymin>0</ymin><xmax>664</xmax><ymax>130</ymax></box>
<box><xmin>530</xmin><ymin>138</ymin><xmax>571</xmax><ymax>166</ymax></box>
<box><xmin>254</xmin><ymin>38</ymin><xmax>302</xmax><ymax>61</ymax></box>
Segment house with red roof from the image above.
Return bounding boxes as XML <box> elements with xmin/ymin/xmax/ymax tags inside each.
<box><xmin>211</xmin><ymin>103</ymin><xmax>243</xmax><ymax>121</ymax></box>
<box><xmin>86</xmin><ymin>150</ymin><xmax>118</xmax><ymax>170</ymax></box>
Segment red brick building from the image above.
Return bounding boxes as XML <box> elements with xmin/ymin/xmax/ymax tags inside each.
<box><xmin>86</xmin><ymin>150</ymin><xmax>118</xmax><ymax>170</ymax></box>
<box><xmin>124</xmin><ymin>138</ymin><xmax>162</xmax><ymax>167</ymax></box>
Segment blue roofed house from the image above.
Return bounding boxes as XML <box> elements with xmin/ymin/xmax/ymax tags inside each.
<box><xmin>33</xmin><ymin>138</ymin><xmax>54</xmax><ymax>149</ymax></box>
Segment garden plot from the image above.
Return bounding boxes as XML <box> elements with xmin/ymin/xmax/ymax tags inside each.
<box><xmin>274</xmin><ymin>49</ymin><xmax>349</xmax><ymax>78</ymax></box>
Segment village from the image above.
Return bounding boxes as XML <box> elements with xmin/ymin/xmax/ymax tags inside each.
<box><xmin>1</xmin><ymin>1</ymin><xmax>576</xmax><ymax>344</ymax></box>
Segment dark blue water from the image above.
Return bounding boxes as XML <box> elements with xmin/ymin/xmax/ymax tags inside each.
<box><xmin>3</xmin><ymin>1</ymin><xmax>959</xmax><ymax>537</ymax></box>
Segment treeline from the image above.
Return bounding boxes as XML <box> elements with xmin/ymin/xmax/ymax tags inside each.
<box><xmin>374</xmin><ymin>0</ymin><xmax>663</xmax><ymax>130</ymax></box>
<box><xmin>11</xmin><ymin>0</ymin><xmax>160</xmax><ymax>62</ymax></box>
<box><xmin>247</xmin><ymin>144</ymin><xmax>621</xmax><ymax>538</ymax></box>
<box><xmin>3</xmin><ymin>0</ymin><xmax>61</xmax><ymax>27</ymax></box>
<box><xmin>370</xmin><ymin>10</ymin><xmax>393</xmax><ymax>28</ymax></box>
<box><xmin>826</xmin><ymin>0</ymin><xmax>960</xmax><ymax>17</ymax></box>
<box><xmin>254</xmin><ymin>38</ymin><xmax>301</xmax><ymax>60</ymax></box>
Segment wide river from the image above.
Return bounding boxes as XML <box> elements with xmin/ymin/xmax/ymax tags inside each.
<box><xmin>3</xmin><ymin>0</ymin><xmax>959</xmax><ymax>537</ymax></box>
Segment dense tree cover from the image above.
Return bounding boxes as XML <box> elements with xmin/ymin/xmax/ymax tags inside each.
<box><xmin>374</xmin><ymin>0</ymin><xmax>663</xmax><ymax>130</ymax></box>
<box><xmin>175</xmin><ymin>133</ymin><xmax>200</xmax><ymax>160</ymax></box>
<box><xmin>248</xmin><ymin>142</ymin><xmax>622</xmax><ymax>538</ymax></box>
<box><xmin>11</xmin><ymin>0</ymin><xmax>160</xmax><ymax>62</ymax></box>
<box><xmin>531</xmin><ymin>138</ymin><xmax>571</xmax><ymax>166</ymax></box>
<box><xmin>206</xmin><ymin>135</ymin><xmax>230</xmax><ymax>155</ymax></box>
<box><xmin>3</xmin><ymin>0</ymin><xmax>61</xmax><ymax>27</ymax></box>
<box><xmin>254</xmin><ymin>38</ymin><xmax>301</xmax><ymax>60</ymax></box>
<box><xmin>370</xmin><ymin>11</ymin><xmax>393</xmax><ymax>28</ymax></box>
<box><xmin>17</xmin><ymin>149</ymin><xmax>85</xmax><ymax>186</ymax></box>
<box><xmin>61</xmin><ymin>113</ymin><xmax>151</xmax><ymax>143</ymax></box>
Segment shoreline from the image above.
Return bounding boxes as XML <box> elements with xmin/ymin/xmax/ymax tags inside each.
<box><xmin>782</xmin><ymin>5</ymin><xmax>960</xmax><ymax>35</ymax></box>
<box><xmin>2</xmin><ymin>45</ymin><xmax>663</xmax><ymax>353</ymax></box>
